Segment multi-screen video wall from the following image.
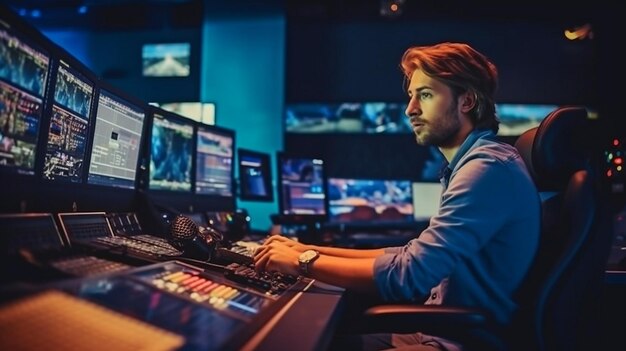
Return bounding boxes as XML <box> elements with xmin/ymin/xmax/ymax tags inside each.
<box><xmin>284</xmin><ymin>102</ymin><xmax>584</xmax><ymax>136</ymax></box>
<box><xmin>0</xmin><ymin>5</ymin><xmax>450</xmax><ymax>229</ymax></box>
<box><xmin>7</xmin><ymin>4</ymin><xmax>578</xmax><ymax>228</ymax></box>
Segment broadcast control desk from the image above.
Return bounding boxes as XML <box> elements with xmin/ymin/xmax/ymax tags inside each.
<box><xmin>0</xmin><ymin>260</ymin><xmax>345</xmax><ymax>351</ymax></box>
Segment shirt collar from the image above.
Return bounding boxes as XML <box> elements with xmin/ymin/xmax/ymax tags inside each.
<box><xmin>440</xmin><ymin>129</ymin><xmax>496</xmax><ymax>186</ymax></box>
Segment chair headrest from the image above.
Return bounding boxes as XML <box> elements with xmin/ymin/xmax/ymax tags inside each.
<box><xmin>514</xmin><ymin>106</ymin><xmax>590</xmax><ymax>191</ymax></box>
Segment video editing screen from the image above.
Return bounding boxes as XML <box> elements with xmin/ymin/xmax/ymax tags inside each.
<box><xmin>195</xmin><ymin>124</ymin><xmax>233</xmax><ymax>196</ymax></box>
<box><xmin>142</xmin><ymin>43</ymin><xmax>190</xmax><ymax>77</ymax></box>
<box><xmin>87</xmin><ymin>88</ymin><xmax>145</xmax><ymax>189</ymax></box>
<box><xmin>495</xmin><ymin>103</ymin><xmax>559</xmax><ymax>136</ymax></box>
<box><xmin>238</xmin><ymin>148</ymin><xmax>272</xmax><ymax>201</ymax></box>
<box><xmin>148</xmin><ymin>111</ymin><xmax>193</xmax><ymax>192</ymax></box>
<box><xmin>0</xmin><ymin>24</ymin><xmax>50</xmax><ymax>175</ymax></box>
<box><xmin>278</xmin><ymin>154</ymin><xmax>326</xmax><ymax>216</ymax></box>
<box><xmin>327</xmin><ymin>178</ymin><xmax>414</xmax><ymax>224</ymax></box>
<box><xmin>285</xmin><ymin>102</ymin><xmax>410</xmax><ymax>134</ymax></box>
<box><xmin>42</xmin><ymin>60</ymin><xmax>94</xmax><ymax>182</ymax></box>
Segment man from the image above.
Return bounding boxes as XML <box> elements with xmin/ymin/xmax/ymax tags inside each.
<box><xmin>254</xmin><ymin>42</ymin><xmax>540</xmax><ymax>350</ymax></box>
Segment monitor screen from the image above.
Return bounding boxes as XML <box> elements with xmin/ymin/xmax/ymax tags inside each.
<box><xmin>195</xmin><ymin>124</ymin><xmax>234</xmax><ymax>196</ymax></box>
<box><xmin>412</xmin><ymin>182</ymin><xmax>442</xmax><ymax>221</ymax></box>
<box><xmin>0</xmin><ymin>21</ymin><xmax>50</xmax><ymax>176</ymax></box>
<box><xmin>277</xmin><ymin>153</ymin><xmax>326</xmax><ymax>218</ymax></box>
<box><xmin>42</xmin><ymin>59</ymin><xmax>94</xmax><ymax>183</ymax></box>
<box><xmin>87</xmin><ymin>86</ymin><xmax>146</xmax><ymax>189</ymax></box>
<box><xmin>148</xmin><ymin>109</ymin><xmax>193</xmax><ymax>192</ymax></box>
<box><xmin>238</xmin><ymin>148</ymin><xmax>273</xmax><ymax>201</ymax></box>
<box><xmin>495</xmin><ymin>103</ymin><xmax>559</xmax><ymax>136</ymax></box>
<box><xmin>327</xmin><ymin>178</ymin><xmax>414</xmax><ymax>224</ymax></box>
<box><xmin>142</xmin><ymin>43</ymin><xmax>190</xmax><ymax>77</ymax></box>
<box><xmin>153</xmin><ymin>102</ymin><xmax>215</xmax><ymax>125</ymax></box>
<box><xmin>285</xmin><ymin>102</ymin><xmax>411</xmax><ymax>134</ymax></box>
<box><xmin>0</xmin><ymin>213</ymin><xmax>66</xmax><ymax>255</ymax></box>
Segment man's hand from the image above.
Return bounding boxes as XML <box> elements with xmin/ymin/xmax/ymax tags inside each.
<box><xmin>262</xmin><ymin>235</ymin><xmax>311</xmax><ymax>252</ymax></box>
<box><xmin>253</xmin><ymin>238</ymin><xmax>301</xmax><ymax>276</ymax></box>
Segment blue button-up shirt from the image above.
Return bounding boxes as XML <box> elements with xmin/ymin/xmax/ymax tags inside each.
<box><xmin>373</xmin><ymin>129</ymin><xmax>540</xmax><ymax>325</ymax></box>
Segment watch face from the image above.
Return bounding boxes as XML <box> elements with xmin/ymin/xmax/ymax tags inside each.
<box><xmin>301</xmin><ymin>250</ymin><xmax>317</xmax><ymax>262</ymax></box>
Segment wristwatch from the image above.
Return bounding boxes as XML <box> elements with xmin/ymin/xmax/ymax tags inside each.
<box><xmin>298</xmin><ymin>249</ymin><xmax>320</xmax><ymax>276</ymax></box>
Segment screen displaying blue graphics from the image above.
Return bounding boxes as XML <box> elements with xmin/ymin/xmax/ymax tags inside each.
<box><xmin>195</xmin><ymin>124</ymin><xmax>233</xmax><ymax>196</ymax></box>
<box><xmin>42</xmin><ymin>60</ymin><xmax>94</xmax><ymax>182</ymax></box>
<box><xmin>148</xmin><ymin>112</ymin><xmax>193</xmax><ymax>192</ymax></box>
<box><xmin>278</xmin><ymin>155</ymin><xmax>326</xmax><ymax>216</ymax></box>
<box><xmin>238</xmin><ymin>148</ymin><xmax>272</xmax><ymax>201</ymax></box>
<box><xmin>495</xmin><ymin>103</ymin><xmax>558</xmax><ymax>136</ymax></box>
<box><xmin>87</xmin><ymin>88</ymin><xmax>145</xmax><ymax>189</ymax></box>
<box><xmin>285</xmin><ymin>102</ymin><xmax>590</xmax><ymax>137</ymax></box>
<box><xmin>0</xmin><ymin>23</ymin><xmax>50</xmax><ymax>176</ymax></box>
<box><xmin>285</xmin><ymin>102</ymin><xmax>410</xmax><ymax>134</ymax></box>
<box><xmin>142</xmin><ymin>43</ymin><xmax>190</xmax><ymax>77</ymax></box>
<box><xmin>327</xmin><ymin>178</ymin><xmax>413</xmax><ymax>224</ymax></box>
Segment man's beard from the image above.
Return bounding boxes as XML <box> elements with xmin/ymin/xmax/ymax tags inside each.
<box><xmin>414</xmin><ymin>102</ymin><xmax>461</xmax><ymax>147</ymax></box>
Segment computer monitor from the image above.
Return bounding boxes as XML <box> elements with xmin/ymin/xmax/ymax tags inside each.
<box><xmin>412</xmin><ymin>182</ymin><xmax>442</xmax><ymax>221</ymax></box>
<box><xmin>284</xmin><ymin>102</ymin><xmax>411</xmax><ymax>134</ymax></box>
<box><xmin>238</xmin><ymin>148</ymin><xmax>273</xmax><ymax>202</ymax></box>
<box><xmin>153</xmin><ymin>101</ymin><xmax>215</xmax><ymax>125</ymax></box>
<box><xmin>86</xmin><ymin>83</ymin><xmax>146</xmax><ymax>189</ymax></box>
<box><xmin>0</xmin><ymin>213</ymin><xmax>66</xmax><ymax>255</ymax></box>
<box><xmin>276</xmin><ymin>153</ymin><xmax>327</xmax><ymax>223</ymax></box>
<box><xmin>495</xmin><ymin>103</ymin><xmax>559</xmax><ymax>136</ymax></box>
<box><xmin>142</xmin><ymin>42</ymin><xmax>190</xmax><ymax>77</ymax></box>
<box><xmin>327</xmin><ymin>177</ymin><xmax>414</xmax><ymax>224</ymax></box>
<box><xmin>195</xmin><ymin>123</ymin><xmax>234</xmax><ymax>197</ymax></box>
<box><xmin>0</xmin><ymin>13</ymin><xmax>51</xmax><ymax>177</ymax></box>
<box><xmin>41</xmin><ymin>57</ymin><xmax>95</xmax><ymax>183</ymax></box>
<box><xmin>148</xmin><ymin>107</ymin><xmax>194</xmax><ymax>192</ymax></box>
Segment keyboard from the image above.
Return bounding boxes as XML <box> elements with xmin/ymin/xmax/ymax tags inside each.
<box><xmin>48</xmin><ymin>255</ymin><xmax>131</xmax><ymax>277</ymax></box>
<box><xmin>223</xmin><ymin>262</ymin><xmax>299</xmax><ymax>295</ymax></box>
<box><xmin>90</xmin><ymin>235</ymin><xmax>182</xmax><ymax>260</ymax></box>
<box><xmin>215</xmin><ymin>246</ymin><xmax>254</xmax><ymax>265</ymax></box>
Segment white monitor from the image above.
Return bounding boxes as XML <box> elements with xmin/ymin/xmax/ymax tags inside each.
<box><xmin>412</xmin><ymin>182</ymin><xmax>442</xmax><ymax>221</ymax></box>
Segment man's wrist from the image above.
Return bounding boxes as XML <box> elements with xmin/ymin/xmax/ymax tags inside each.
<box><xmin>298</xmin><ymin>249</ymin><xmax>320</xmax><ymax>276</ymax></box>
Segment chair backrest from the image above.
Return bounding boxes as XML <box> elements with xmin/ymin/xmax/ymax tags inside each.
<box><xmin>512</xmin><ymin>106</ymin><xmax>612</xmax><ymax>351</ymax></box>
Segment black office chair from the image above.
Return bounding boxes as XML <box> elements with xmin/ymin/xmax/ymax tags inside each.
<box><xmin>342</xmin><ymin>106</ymin><xmax>612</xmax><ymax>351</ymax></box>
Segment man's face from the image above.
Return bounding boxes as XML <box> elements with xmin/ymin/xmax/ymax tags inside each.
<box><xmin>404</xmin><ymin>69</ymin><xmax>461</xmax><ymax>147</ymax></box>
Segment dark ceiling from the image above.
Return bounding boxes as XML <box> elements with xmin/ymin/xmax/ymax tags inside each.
<box><xmin>2</xmin><ymin>0</ymin><xmax>610</xmax><ymax>31</ymax></box>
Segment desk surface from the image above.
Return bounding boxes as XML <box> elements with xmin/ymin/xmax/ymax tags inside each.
<box><xmin>246</xmin><ymin>280</ymin><xmax>345</xmax><ymax>351</ymax></box>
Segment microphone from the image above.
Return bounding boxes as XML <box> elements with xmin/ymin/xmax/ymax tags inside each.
<box><xmin>169</xmin><ymin>215</ymin><xmax>224</xmax><ymax>261</ymax></box>
<box><xmin>170</xmin><ymin>214</ymin><xmax>198</xmax><ymax>241</ymax></box>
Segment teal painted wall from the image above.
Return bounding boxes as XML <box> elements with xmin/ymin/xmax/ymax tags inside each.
<box><xmin>201</xmin><ymin>9</ymin><xmax>285</xmax><ymax>231</ymax></box>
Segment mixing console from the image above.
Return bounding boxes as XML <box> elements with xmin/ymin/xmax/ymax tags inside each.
<box><xmin>53</xmin><ymin>260</ymin><xmax>312</xmax><ymax>351</ymax></box>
